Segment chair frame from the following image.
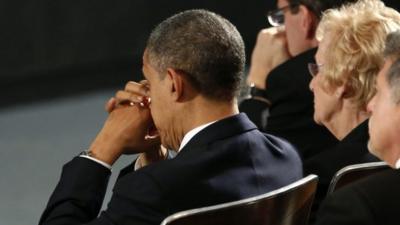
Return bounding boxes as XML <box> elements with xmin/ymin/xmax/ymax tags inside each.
<box><xmin>161</xmin><ymin>174</ymin><xmax>318</xmax><ymax>225</ymax></box>
<box><xmin>327</xmin><ymin>161</ymin><xmax>389</xmax><ymax>194</ymax></box>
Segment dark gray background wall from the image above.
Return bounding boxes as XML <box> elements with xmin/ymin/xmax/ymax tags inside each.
<box><xmin>0</xmin><ymin>0</ymin><xmax>272</xmax><ymax>108</ymax></box>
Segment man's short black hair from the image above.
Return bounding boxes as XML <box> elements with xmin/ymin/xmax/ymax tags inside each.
<box><xmin>146</xmin><ymin>9</ymin><xmax>245</xmax><ymax>102</ymax></box>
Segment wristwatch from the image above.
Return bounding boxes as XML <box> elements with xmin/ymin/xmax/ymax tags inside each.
<box><xmin>79</xmin><ymin>149</ymin><xmax>94</xmax><ymax>157</ymax></box>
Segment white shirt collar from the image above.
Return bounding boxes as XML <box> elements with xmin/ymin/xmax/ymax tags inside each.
<box><xmin>395</xmin><ymin>158</ymin><xmax>400</xmax><ymax>169</ymax></box>
<box><xmin>178</xmin><ymin>120</ymin><xmax>217</xmax><ymax>152</ymax></box>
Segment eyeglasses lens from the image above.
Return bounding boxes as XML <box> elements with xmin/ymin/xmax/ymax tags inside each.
<box><xmin>268</xmin><ymin>10</ymin><xmax>284</xmax><ymax>27</ymax></box>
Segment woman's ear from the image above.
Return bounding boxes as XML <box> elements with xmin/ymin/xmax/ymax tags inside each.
<box><xmin>166</xmin><ymin>68</ymin><xmax>184</xmax><ymax>101</ymax></box>
<box><xmin>335</xmin><ymin>84</ymin><xmax>347</xmax><ymax>99</ymax></box>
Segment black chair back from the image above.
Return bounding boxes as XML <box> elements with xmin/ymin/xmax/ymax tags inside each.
<box><xmin>327</xmin><ymin>161</ymin><xmax>389</xmax><ymax>194</ymax></box>
<box><xmin>161</xmin><ymin>175</ymin><xmax>318</xmax><ymax>225</ymax></box>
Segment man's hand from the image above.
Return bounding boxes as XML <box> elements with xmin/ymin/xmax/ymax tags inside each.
<box><xmin>247</xmin><ymin>27</ymin><xmax>291</xmax><ymax>89</ymax></box>
<box><xmin>89</xmin><ymin>81</ymin><xmax>162</xmax><ymax>166</ymax></box>
<box><xmin>105</xmin><ymin>80</ymin><xmax>150</xmax><ymax>113</ymax></box>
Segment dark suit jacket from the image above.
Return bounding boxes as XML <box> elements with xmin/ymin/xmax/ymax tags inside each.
<box><xmin>304</xmin><ymin>120</ymin><xmax>379</xmax><ymax>220</ymax></box>
<box><xmin>39</xmin><ymin>113</ymin><xmax>302</xmax><ymax>225</ymax></box>
<box><xmin>240</xmin><ymin>48</ymin><xmax>338</xmax><ymax>160</ymax></box>
<box><xmin>314</xmin><ymin>168</ymin><xmax>400</xmax><ymax>225</ymax></box>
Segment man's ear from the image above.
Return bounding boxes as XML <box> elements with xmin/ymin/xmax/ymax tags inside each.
<box><xmin>299</xmin><ymin>5</ymin><xmax>317</xmax><ymax>40</ymax></box>
<box><xmin>166</xmin><ymin>68</ymin><xmax>184</xmax><ymax>101</ymax></box>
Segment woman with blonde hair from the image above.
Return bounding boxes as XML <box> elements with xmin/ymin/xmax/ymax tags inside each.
<box><xmin>304</xmin><ymin>0</ymin><xmax>400</xmax><ymax>216</ymax></box>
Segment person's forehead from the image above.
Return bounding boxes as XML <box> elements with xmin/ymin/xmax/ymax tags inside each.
<box><xmin>315</xmin><ymin>35</ymin><xmax>332</xmax><ymax>62</ymax></box>
<box><xmin>277</xmin><ymin>0</ymin><xmax>288</xmax><ymax>7</ymax></box>
<box><xmin>142</xmin><ymin>49</ymin><xmax>149</xmax><ymax>64</ymax></box>
<box><xmin>142</xmin><ymin>50</ymin><xmax>154</xmax><ymax>70</ymax></box>
<box><xmin>142</xmin><ymin>53</ymin><xmax>161</xmax><ymax>81</ymax></box>
<box><xmin>375</xmin><ymin>60</ymin><xmax>391</xmax><ymax>91</ymax></box>
<box><xmin>315</xmin><ymin>45</ymin><xmax>324</xmax><ymax>64</ymax></box>
<box><xmin>377</xmin><ymin>68</ymin><xmax>385</xmax><ymax>87</ymax></box>
<box><xmin>141</xmin><ymin>53</ymin><xmax>151</xmax><ymax>78</ymax></box>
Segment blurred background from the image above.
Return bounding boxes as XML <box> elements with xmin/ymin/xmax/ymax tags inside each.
<box><xmin>0</xmin><ymin>0</ymin><xmax>273</xmax><ymax>108</ymax></box>
<box><xmin>0</xmin><ymin>1</ymin><xmax>399</xmax><ymax>225</ymax></box>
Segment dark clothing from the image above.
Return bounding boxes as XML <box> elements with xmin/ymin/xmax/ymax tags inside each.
<box><xmin>39</xmin><ymin>113</ymin><xmax>302</xmax><ymax>225</ymax></box>
<box><xmin>240</xmin><ymin>48</ymin><xmax>338</xmax><ymax>160</ymax></box>
<box><xmin>304</xmin><ymin>120</ymin><xmax>379</xmax><ymax>220</ymax></box>
<box><xmin>314</xmin><ymin>169</ymin><xmax>400</xmax><ymax>225</ymax></box>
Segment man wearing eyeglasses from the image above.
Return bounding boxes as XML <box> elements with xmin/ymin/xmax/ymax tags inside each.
<box><xmin>240</xmin><ymin>0</ymin><xmax>356</xmax><ymax>161</ymax></box>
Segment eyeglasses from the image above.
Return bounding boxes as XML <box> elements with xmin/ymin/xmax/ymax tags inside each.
<box><xmin>308</xmin><ymin>63</ymin><xmax>324</xmax><ymax>77</ymax></box>
<box><xmin>267</xmin><ymin>4</ymin><xmax>299</xmax><ymax>27</ymax></box>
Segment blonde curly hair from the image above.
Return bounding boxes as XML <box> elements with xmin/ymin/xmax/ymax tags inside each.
<box><xmin>316</xmin><ymin>0</ymin><xmax>400</xmax><ymax>110</ymax></box>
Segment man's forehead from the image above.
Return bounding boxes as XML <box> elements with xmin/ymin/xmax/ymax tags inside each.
<box><xmin>142</xmin><ymin>49</ymin><xmax>149</xmax><ymax>63</ymax></box>
<box><xmin>378</xmin><ymin>59</ymin><xmax>392</xmax><ymax>85</ymax></box>
<box><xmin>277</xmin><ymin>0</ymin><xmax>288</xmax><ymax>7</ymax></box>
<box><xmin>383</xmin><ymin>58</ymin><xmax>395</xmax><ymax>75</ymax></box>
<box><xmin>142</xmin><ymin>51</ymin><xmax>153</xmax><ymax>71</ymax></box>
<box><xmin>142</xmin><ymin>52</ymin><xmax>161</xmax><ymax>80</ymax></box>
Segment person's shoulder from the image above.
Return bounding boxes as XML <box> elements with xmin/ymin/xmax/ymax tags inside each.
<box><xmin>350</xmin><ymin>169</ymin><xmax>400</xmax><ymax>193</ymax></box>
<box><xmin>303</xmin><ymin>121</ymin><xmax>376</xmax><ymax>177</ymax></box>
<box><xmin>261</xmin><ymin>132</ymin><xmax>301</xmax><ymax>162</ymax></box>
<box><xmin>315</xmin><ymin>169</ymin><xmax>400</xmax><ymax>225</ymax></box>
<box><xmin>266</xmin><ymin>48</ymin><xmax>317</xmax><ymax>96</ymax></box>
<box><xmin>262</xmin><ymin>132</ymin><xmax>296</xmax><ymax>150</ymax></box>
<box><xmin>270</xmin><ymin>47</ymin><xmax>317</xmax><ymax>75</ymax></box>
<box><xmin>323</xmin><ymin>169</ymin><xmax>400</xmax><ymax>210</ymax></box>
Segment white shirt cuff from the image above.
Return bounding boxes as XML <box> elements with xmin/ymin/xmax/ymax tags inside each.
<box><xmin>134</xmin><ymin>154</ymin><xmax>143</xmax><ymax>171</ymax></box>
<box><xmin>395</xmin><ymin>158</ymin><xmax>400</xmax><ymax>169</ymax></box>
<box><xmin>79</xmin><ymin>155</ymin><xmax>112</xmax><ymax>170</ymax></box>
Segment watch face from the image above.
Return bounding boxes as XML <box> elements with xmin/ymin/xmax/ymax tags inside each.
<box><xmin>79</xmin><ymin>150</ymin><xmax>91</xmax><ymax>156</ymax></box>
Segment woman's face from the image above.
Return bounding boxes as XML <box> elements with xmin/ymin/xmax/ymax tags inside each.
<box><xmin>309</xmin><ymin>34</ymin><xmax>343</xmax><ymax>127</ymax></box>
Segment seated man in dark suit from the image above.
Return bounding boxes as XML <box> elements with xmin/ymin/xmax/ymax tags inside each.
<box><xmin>313</xmin><ymin>30</ymin><xmax>400</xmax><ymax>225</ymax></box>
<box><xmin>39</xmin><ymin>9</ymin><xmax>302</xmax><ymax>225</ymax></box>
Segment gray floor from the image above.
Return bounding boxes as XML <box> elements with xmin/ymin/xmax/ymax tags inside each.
<box><xmin>0</xmin><ymin>89</ymin><xmax>137</xmax><ymax>225</ymax></box>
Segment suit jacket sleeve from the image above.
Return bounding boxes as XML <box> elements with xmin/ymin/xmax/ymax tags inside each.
<box><xmin>39</xmin><ymin>157</ymin><xmax>167</xmax><ymax>225</ymax></box>
<box><xmin>313</xmin><ymin>185</ymin><xmax>375</xmax><ymax>225</ymax></box>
